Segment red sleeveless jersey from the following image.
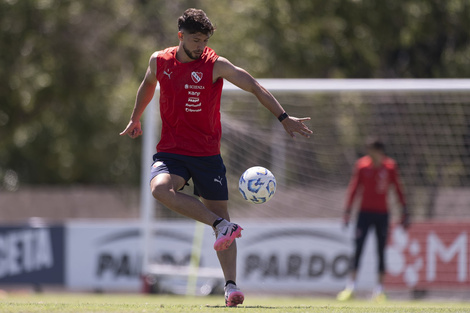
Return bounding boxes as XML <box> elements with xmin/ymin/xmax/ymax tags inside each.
<box><xmin>345</xmin><ymin>155</ymin><xmax>406</xmax><ymax>213</ymax></box>
<box><xmin>155</xmin><ymin>46</ymin><xmax>223</xmax><ymax>156</ymax></box>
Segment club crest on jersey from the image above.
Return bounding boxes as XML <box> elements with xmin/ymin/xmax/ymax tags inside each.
<box><xmin>191</xmin><ymin>71</ymin><xmax>203</xmax><ymax>84</ymax></box>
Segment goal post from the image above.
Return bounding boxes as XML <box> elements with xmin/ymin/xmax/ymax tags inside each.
<box><xmin>223</xmin><ymin>79</ymin><xmax>470</xmax><ymax>92</ymax></box>
<box><xmin>140</xmin><ymin>92</ymin><xmax>158</xmax><ymax>277</ymax></box>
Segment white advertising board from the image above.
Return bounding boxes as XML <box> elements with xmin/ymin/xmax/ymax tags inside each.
<box><xmin>236</xmin><ymin>220</ymin><xmax>378</xmax><ymax>293</ymax></box>
<box><xmin>66</xmin><ymin>221</ymin><xmax>143</xmax><ymax>291</ymax></box>
<box><xmin>66</xmin><ymin>220</ymin><xmax>222</xmax><ymax>291</ymax></box>
<box><xmin>65</xmin><ymin>219</ymin><xmax>379</xmax><ymax>293</ymax></box>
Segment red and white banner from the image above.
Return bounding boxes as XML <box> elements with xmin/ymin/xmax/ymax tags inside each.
<box><xmin>386</xmin><ymin>222</ymin><xmax>470</xmax><ymax>289</ymax></box>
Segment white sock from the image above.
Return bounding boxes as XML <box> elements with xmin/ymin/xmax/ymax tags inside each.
<box><xmin>347</xmin><ymin>280</ymin><xmax>356</xmax><ymax>291</ymax></box>
<box><xmin>375</xmin><ymin>284</ymin><xmax>383</xmax><ymax>293</ymax></box>
<box><xmin>216</xmin><ymin>219</ymin><xmax>230</xmax><ymax>229</ymax></box>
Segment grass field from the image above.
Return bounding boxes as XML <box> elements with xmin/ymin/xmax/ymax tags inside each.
<box><xmin>1</xmin><ymin>293</ymin><xmax>470</xmax><ymax>313</ymax></box>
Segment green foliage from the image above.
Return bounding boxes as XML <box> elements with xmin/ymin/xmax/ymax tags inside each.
<box><xmin>0</xmin><ymin>0</ymin><xmax>150</xmax><ymax>186</ymax></box>
<box><xmin>208</xmin><ymin>0</ymin><xmax>470</xmax><ymax>78</ymax></box>
<box><xmin>1</xmin><ymin>0</ymin><xmax>470</xmax><ymax>186</ymax></box>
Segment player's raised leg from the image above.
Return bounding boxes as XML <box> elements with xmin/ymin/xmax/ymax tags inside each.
<box><xmin>151</xmin><ymin>173</ymin><xmax>221</xmax><ymax>226</ymax></box>
<box><xmin>151</xmin><ymin>173</ymin><xmax>242</xmax><ymax>252</ymax></box>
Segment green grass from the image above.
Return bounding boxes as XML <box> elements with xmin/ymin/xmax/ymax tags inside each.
<box><xmin>0</xmin><ymin>293</ymin><xmax>469</xmax><ymax>313</ymax></box>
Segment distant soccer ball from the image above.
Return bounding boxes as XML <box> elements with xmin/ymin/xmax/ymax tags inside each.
<box><xmin>238</xmin><ymin>166</ymin><xmax>276</xmax><ymax>204</ymax></box>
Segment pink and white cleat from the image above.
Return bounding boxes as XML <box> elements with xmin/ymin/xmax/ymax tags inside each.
<box><xmin>224</xmin><ymin>283</ymin><xmax>244</xmax><ymax>307</ymax></box>
<box><xmin>214</xmin><ymin>220</ymin><xmax>243</xmax><ymax>251</ymax></box>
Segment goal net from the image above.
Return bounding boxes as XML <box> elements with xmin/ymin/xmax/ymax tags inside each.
<box><xmin>145</xmin><ymin>79</ymin><xmax>470</xmax><ymax>222</ymax></box>
<box><xmin>140</xmin><ymin>79</ymin><xmax>470</xmax><ymax>295</ymax></box>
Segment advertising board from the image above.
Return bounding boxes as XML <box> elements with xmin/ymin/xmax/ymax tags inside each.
<box><xmin>66</xmin><ymin>220</ymin><xmax>378</xmax><ymax>293</ymax></box>
<box><xmin>0</xmin><ymin>225</ymin><xmax>64</xmax><ymax>284</ymax></box>
<box><xmin>386</xmin><ymin>222</ymin><xmax>470</xmax><ymax>289</ymax></box>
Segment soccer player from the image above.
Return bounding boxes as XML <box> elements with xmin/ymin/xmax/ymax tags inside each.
<box><xmin>120</xmin><ymin>8</ymin><xmax>312</xmax><ymax>307</ymax></box>
<box><xmin>337</xmin><ymin>138</ymin><xmax>409</xmax><ymax>302</ymax></box>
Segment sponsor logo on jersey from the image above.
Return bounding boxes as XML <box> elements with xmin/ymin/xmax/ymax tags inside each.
<box><xmin>186</xmin><ymin>108</ymin><xmax>202</xmax><ymax>112</ymax></box>
<box><xmin>163</xmin><ymin>70</ymin><xmax>172</xmax><ymax>79</ymax></box>
<box><xmin>185</xmin><ymin>103</ymin><xmax>201</xmax><ymax>107</ymax></box>
<box><xmin>185</xmin><ymin>84</ymin><xmax>205</xmax><ymax>90</ymax></box>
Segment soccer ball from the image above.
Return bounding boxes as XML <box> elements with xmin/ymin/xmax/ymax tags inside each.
<box><xmin>238</xmin><ymin>166</ymin><xmax>276</xmax><ymax>204</ymax></box>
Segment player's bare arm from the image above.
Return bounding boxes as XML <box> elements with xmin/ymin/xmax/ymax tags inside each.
<box><xmin>213</xmin><ymin>57</ymin><xmax>312</xmax><ymax>138</ymax></box>
<box><xmin>120</xmin><ymin>51</ymin><xmax>160</xmax><ymax>138</ymax></box>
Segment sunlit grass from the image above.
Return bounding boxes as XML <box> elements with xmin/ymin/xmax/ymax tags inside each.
<box><xmin>0</xmin><ymin>293</ymin><xmax>469</xmax><ymax>313</ymax></box>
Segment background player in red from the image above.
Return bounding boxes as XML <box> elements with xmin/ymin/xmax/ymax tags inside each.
<box><xmin>120</xmin><ymin>8</ymin><xmax>312</xmax><ymax>307</ymax></box>
<box><xmin>337</xmin><ymin>138</ymin><xmax>410</xmax><ymax>301</ymax></box>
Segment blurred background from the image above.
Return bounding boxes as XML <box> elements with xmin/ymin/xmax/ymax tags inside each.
<box><xmin>1</xmin><ymin>0</ymin><xmax>470</xmax><ymax>220</ymax></box>
<box><xmin>1</xmin><ymin>0</ymin><xmax>470</xmax><ymax>298</ymax></box>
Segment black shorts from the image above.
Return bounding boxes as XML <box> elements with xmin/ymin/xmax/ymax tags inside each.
<box><xmin>150</xmin><ymin>152</ymin><xmax>228</xmax><ymax>201</ymax></box>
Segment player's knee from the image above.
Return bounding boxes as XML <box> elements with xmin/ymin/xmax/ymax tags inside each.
<box><xmin>151</xmin><ymin>183</ymin><xmax>171</xmax><ymax>202</ymax></box>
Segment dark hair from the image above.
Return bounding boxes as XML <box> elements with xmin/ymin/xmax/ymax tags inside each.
<box><xmin>178</xmin><ymin>8</ymin><xmax>215</xmax><ymax>35</ymax></box>
<box><xmin>366</xmin><ymin>137</ymin><xmax>385</xmax><ymax>152</ymax></box>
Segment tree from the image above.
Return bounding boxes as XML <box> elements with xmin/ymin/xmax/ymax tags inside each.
<box><xmin>1</xmin><ymin>0</ymin><xmax>470</xmax><ymax>188</ymax></box>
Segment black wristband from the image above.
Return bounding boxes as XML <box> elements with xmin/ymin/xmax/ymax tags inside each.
<box><xmin>278</xmin><ymin>112</ymin><xmax>289</xmax><ymax>122</ymax></box>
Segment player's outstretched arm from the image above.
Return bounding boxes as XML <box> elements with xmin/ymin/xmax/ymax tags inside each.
<box><xmin>120</xmin><ymin>52</ymin><xmax>159</xmax><ymax>139</ymax></box>
<box><xmin>214</xmin><ymin>57</ymin><xmax>313</xmax><ymax>138</ymax></box>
